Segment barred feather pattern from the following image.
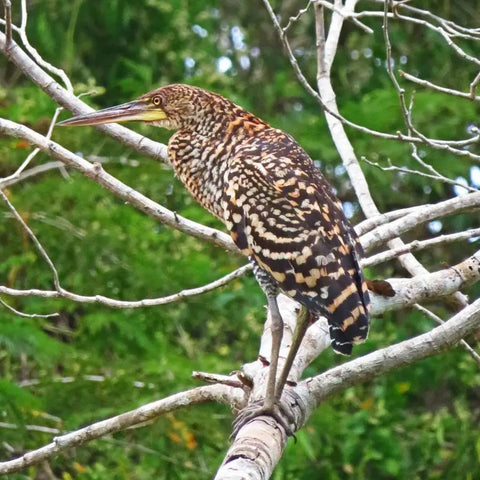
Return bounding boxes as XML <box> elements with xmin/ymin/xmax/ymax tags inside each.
<box><xmin>162</xmin><ymin>84</ymin><xmax>370</xmax><ymax>354</ymax></box>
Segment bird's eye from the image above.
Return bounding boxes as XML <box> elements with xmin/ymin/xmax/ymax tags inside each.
<box><xmin>152</xmin><ymin>96</ymin><xmax>161</xmax><ymax>106</ymax></box>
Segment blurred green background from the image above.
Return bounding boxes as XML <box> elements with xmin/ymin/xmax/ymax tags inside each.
<box><xmin>1</xmin><ymin>1</ymin><xmax>479</xmax><ymax>478</ymax></box>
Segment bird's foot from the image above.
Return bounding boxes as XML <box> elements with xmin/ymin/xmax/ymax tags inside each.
<box><xmin>232</xmin><ymin>399</ymin><xmax>296</xmax><ymax>439</ymax></box>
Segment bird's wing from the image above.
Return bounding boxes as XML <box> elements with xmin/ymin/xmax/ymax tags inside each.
<box><xmin>223</xmin><ymin>138</ymin><xmax>370</xmax><ymax>354</ymax></box>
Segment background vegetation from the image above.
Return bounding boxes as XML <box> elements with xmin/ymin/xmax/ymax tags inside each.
<box><xmin>1</xmin><ymin>0</ymin><xmax>479</xmax><ymax>478</ymax></box>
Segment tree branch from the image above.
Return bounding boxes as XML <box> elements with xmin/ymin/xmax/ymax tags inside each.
<box><xmin>0</xmin><ymin>384</ymin><xmax>243</xmax><ymax>475</ymax></box>
<box><xmin>305</xmin><ymin>298</ymin><xmax>480</xmax><ymax>407</ymax></box>
<box><xmin>0</xmin><ymin>265</ymin><xmax>252</xmax><ymax>309</ymax></box>
<box><xmin>0</xmin><ymin>118</ymin><xmax>237</xmax><ymax>253</ymax></box>
<box><xmin>0</xmin><ymin>32</ymin><xmax>167</xmax><ymax>164</ymax></box>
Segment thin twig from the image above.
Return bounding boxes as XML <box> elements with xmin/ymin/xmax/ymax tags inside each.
<box><xmin>0</xmin><ymin>298</ymin><xmax>58</xmax><ymax>318</ymax></box>
<box><xmin>262</xmin><ymin>0</ymin><xmax>480</xmax><ymax>162</ymax></box>
<box><xmin>19</xmin><ymin>374</ymin><xmax>155</xmax><ymax>389</ymax></box>
<box><xmin>283</xmin><ymin>0</ymin><xmax>313</xmax><ymax>32</ymax></box>
<box><xmin>399</xmin><ymin>70</ymin><xmax>480</xmax><ymax>103</ymax></box>
<box><xmin>361</xmin><ymin>156</ymin><xmax>478</xmax><ymax>193</ymax></box>
<box><xmin>0</xmin><ymin>423</ymin><xmax>61</xmax><ymax>435</ymax></box>
<box><xmin>470</xmin><ymin>71</ymin><xmax>480</xmax><ymax>99</ymax></box>
<box><xmin>0</xmin><ymin>189</ymin><xmax>61</xmax><ymax>289</ymax></box>
<box><xmin>2</xmin><ymin>0</ymin><xmax>11</xmax><ymax>46</ymax></box>
<box><xmin>17</xmin><ymin>0</ymin><xmax>73</xmax><ymax>91</ymax></box>
<box><xmin>1</xmin><ymin>108</ymin><xmax>63</xmax><ymax>186</ymax></box>
<box><xmin>414</xmin><ymin>304</ymin><xmax>480</xmax><ymax>367</ymax></box>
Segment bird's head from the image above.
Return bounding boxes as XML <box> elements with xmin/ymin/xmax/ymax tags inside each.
<box><xmin>58</xmin><ymin>84</ymin><xmax>217</xmax><ymax>131</ymax></box>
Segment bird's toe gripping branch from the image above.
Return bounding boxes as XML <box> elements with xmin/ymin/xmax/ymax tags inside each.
<box><xmin>232</xmin><ymin>395</ymin><xmax>298</xmax><ymax>439</ymax></box>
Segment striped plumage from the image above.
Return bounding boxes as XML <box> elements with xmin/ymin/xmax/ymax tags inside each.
<box><xmin>60</xmin><ymin>83</ymin><xmax>372</xmax><ymax>431</ymax></box>
<box><xmin>60</xmin><ymin>84</ymin><xmax>371</xmax><ymax>354</ymax></box>
<box><xmin>161</xmin><ymin>85</ymin><xmax>370</xmax><ymax>354</ymax></box>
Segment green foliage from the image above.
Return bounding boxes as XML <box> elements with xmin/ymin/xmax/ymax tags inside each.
<box><xmin>1</xmin><ymin>0</ymin><xmax>480</xmax><ymax>478</ymax></box>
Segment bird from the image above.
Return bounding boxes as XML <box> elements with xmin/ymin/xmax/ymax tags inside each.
<box><xmin>59</xmin><ymin>84</ymin><xmax>371</xmax><ymax>432</ymax></box>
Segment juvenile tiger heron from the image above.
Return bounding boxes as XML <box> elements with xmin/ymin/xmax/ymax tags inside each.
<box><xmin>59</xmin><ymin>84</ymin><xmax>371</xmax><ymax>434</ymax></box>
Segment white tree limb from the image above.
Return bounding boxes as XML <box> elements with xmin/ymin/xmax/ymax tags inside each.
<box><xmin>0</xmin><ymin>384</ymin><xmax>243</xmax><ymax>476</ymax></box>
<box><xmin>216</xmin><ymin>297</ymin><xmax>480</xmax><ymax>479</ymax></box>
<box><xmin>0</xmin><ymin>118</ymin><xmax>236</xmax><ymax>252</ymax></box>
<box><xmin>0</xmin><ymin>32</ymin><xmax>167</xmax><ymax>164</ymax></box>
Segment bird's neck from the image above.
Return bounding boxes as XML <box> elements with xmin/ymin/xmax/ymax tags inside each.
<box><xmin>166</xmin><ymin>104</ymin><xmax>269</xmax><ymax>218</ymax></box>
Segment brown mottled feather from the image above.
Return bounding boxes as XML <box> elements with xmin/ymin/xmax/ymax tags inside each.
<box><xmin>159</xmin><ymin>85</ymin><xmax>371</xmax><ymax>354</ymax></box>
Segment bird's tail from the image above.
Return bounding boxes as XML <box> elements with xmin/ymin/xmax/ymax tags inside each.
<box><xmin>326</xmin><ymin>271</ymin><xmax>371</xmax><ymax>355</ymax></box>
<box><xmin>328</xmin><ymin>304</ymin><xmax>370</xmax><ymax>355</ymax></box>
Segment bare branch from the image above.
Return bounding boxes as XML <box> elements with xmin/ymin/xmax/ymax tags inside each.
<box><xmin>18</xmin><ymin>374</ymin><xmax>156</xmax><ymax>389</ymax></box>
<box><xmin>0</xmin><ymin>265</ymin><xmax>251</xmax><ymax>309</ymax></box>
<box><xmin>414</xmin><ymin>304</ymin><xmax>480</xmax><ymax>367</ymax></box>
<box><xmin>261</xmin><ymin>0</ymin><xmax>480</xmax><ymax>162</ymax></box>
<box><xmin>283</xmin><ymin>0</ymin><xmax>313</xmax><ymax>32</ymax></box>
<box><xmin>0</xmin><ymin>384</ymin><xmax>243</xmax><ymax>475</ymax></box>
<box><xmin>470</xmin><ymin>71</ymin><xmax>480</xmax><ymax>99</ymax></box>
<box><xmin>361</xmin><ymin>191</ymin><xmax>480</xmax><ymax>252</ymax></box>
<box><xmin>355</xmin><ymin>205</ymin><xmax>424</xmax><ymax>236</ymax></box>
<box><xmin>3</xmin><ymin>251</ymin><xmax>479</xmax><ymax>320</ymax></box>
<box><xmin>363</xmin><ymin>228</ymin><xmax>480</xmax><ymax>267</ymax></box>
<box><xmin>370</xmin><ymin>249</ymin><xmax>480</xmax><ymax>315</ymax></box>
<box><xmin>400</xmin><ymin>69</ymin><xmax>480</xmax><ymax>102</ymax></box>
<box><xmin>0</xmin><ymin>155</ymin><xmax>143</xmax><ymax>189</ymax></box>
<box><xmin>361</xmin><ymin>156</ymin><xmax>479</xmax><ymax>193</ymax></box>
<box><xmin>0</xmin><ymin>118</ymin><xmax>237</xmax><ymax>252</ymax></box>
<box><xmin>0</xmin><ymin>298</ymin><xmax>58</xmax><ymax>318</ymax></box>
<box><xmin>2</xmin><ymin>0</ymin><xmax>11</xmax><ymax>46</ymax></box>
<box><xmin>218</xmin><ymin>296</ymin><xmax>480</xmax><ymax>479</ymax></box>
<box><xmin>0</xmin><ymin>32</ymin><xmax>168</xmax><ymax>165</ymax></box>
<box><xmin>18</xmin><ymin>0</ymin><xmax>73</xmax><ymax>92</ymax></box>
<box><xmin>192</xmin><ymin>372</ymin><xmax>244</xmax><ymax>388</ymax></box>
<box><xmin>0</xmin><ymin>189</ymin><xmax>61</xmax><ymax>289</ymax></box>
<box><xmin>314</xmin><ymin>0</ymin><xmax>374</xmax><ymax>34</ymax></box>
<box><xmin>305</xmin><ymin>298</ymin><xmax>480</xmax><ymax>407</ymax></box>
<box><xmin>0</xmin><ymin>423</ymin><xmax>60</xmax><ymax>435</ymax></box>
<box><xmin>1</xmin><ymin>108</ymin><xmax>63</xmax><ymax>187</ymax></box>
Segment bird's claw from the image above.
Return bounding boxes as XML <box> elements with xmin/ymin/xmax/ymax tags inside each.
<box><xmin>232</xmin><ymin>399</ymin><xmax>297</xmax><ymax>439</ymax></box>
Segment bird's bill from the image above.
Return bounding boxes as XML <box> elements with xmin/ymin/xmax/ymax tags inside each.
<box><xmin>57</xmin><ymin>100</ymin><xmax>167</xmax><ymax>127</ymax></box>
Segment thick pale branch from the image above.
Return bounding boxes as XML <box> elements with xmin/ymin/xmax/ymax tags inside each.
<box><xmin>305</xmin><ymin>298</ymin><xmax>480</xmax><ymax>408</ymax></box>
<box><xmin>217</xmin><ymin>296</ymin><xmax>480</xmax><ymax>479</ymax></box>
<box><xmin>0</xmin><ymin>118</ymin><xmax>237</xmax><ymax>252</ymax></box>
<box><xmin>0</xmin><ymin>384</ymin><xmax>243</xmax><ymax>475</ymax></box>
<box><xmin>370</xmin><ymin>249</ymin><xmax>480</xmax><ymax>315</ymax></box>
<box><xmin>0</xmin><ymin>33</ymin><xmax>167</xmax><ymax>164</ymax></box>
<box><xmin>361</xmin><ymin>191</ymin><xmax>480</xmax><ymax>252</ymax></box>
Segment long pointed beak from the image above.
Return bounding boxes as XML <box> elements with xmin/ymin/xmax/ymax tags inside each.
<box><xmin>57</xmin><ymin>100</ymin><xmax>167</xmax><ymax>127</ymax></box>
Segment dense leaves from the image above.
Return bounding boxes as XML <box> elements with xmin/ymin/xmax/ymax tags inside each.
<box><xmin>1</xmin><ymin>0</ymin><xmax>479</xmax><ymax>478</ymax></box>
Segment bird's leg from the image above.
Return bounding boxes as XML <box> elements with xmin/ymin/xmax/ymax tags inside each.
<box><xmin>274</xmin><ymin>305</ymin><xmax>311</xmax><ymax>401</ymax></box>
<box><xmin>263</xmin><ymin>293</ymin><xmax>284</xmax><ymax>411</ymax></box>
<box><xmin>232</xmin><ymin>261</ymin><xmax>295</xmax><ymax>437</ymax></box>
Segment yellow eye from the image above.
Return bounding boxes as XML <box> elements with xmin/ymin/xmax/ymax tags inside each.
<box><xmin>152</xmin><ymin>96</ymin><xmax>161</xmax><ymax>106</ymax></box>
